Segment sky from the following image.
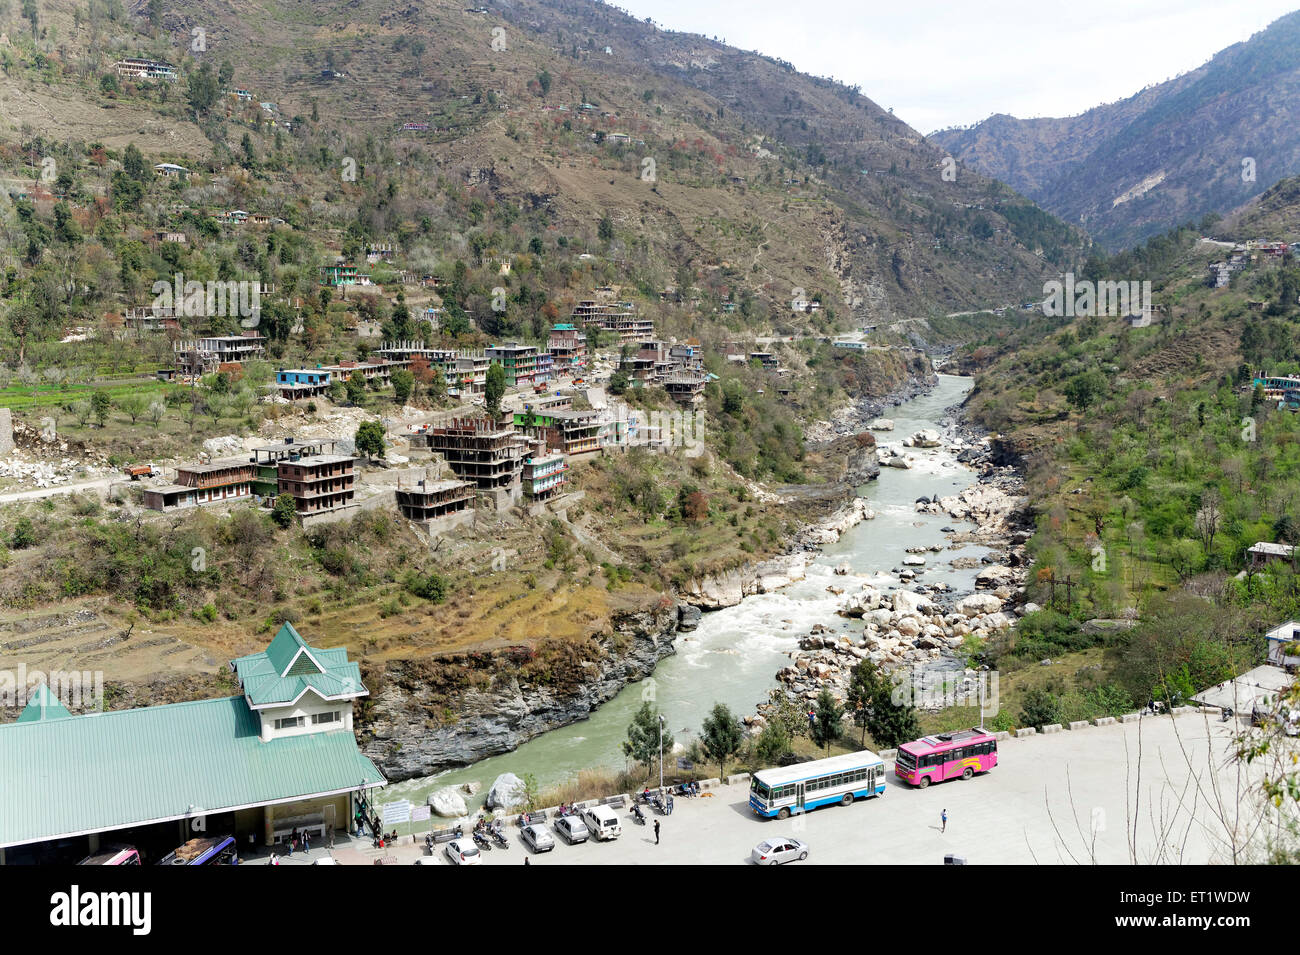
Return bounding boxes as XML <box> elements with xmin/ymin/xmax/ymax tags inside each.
<box><xmin>609</xmin><ymin>0</ymin><xmax>1300</xmax><ymax>133</ymax></box>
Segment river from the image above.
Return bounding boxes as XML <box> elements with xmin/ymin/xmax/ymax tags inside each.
<box><xmin>383</xmin><ymin>374</ymin><xmax>983</xmax><ymax>810</ymax></box>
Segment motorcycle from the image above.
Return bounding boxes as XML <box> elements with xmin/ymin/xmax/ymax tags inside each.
<box><xmin>490</xmin><ymin>824</ymin><xmax>510</xmax><ymax>849</ymax></box>
<box><xmin>631</xmin><ymin>803</ymin><xmax>646</xmax><ymax>825</ymax></box>
<box><xmin>472</xmin><ymin>829</ymin><xmax>492</xmax><ymax>851</ymax></box>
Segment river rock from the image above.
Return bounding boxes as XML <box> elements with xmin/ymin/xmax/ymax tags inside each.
<box><xmin>677</xmin><ymin>603</ymin><xmax>702</xmax><ymax>631</ymax></box>
<box><xmin>892</xmin><ymin>590</ymin><xmax>932</xmax><ymax>615</ymax></box>
<box><xmin>975</xmin><ymin>565</ymin><xmax>1016</xmax><ymax>588</ymax></box>
<box><xmin>956</xmin><ymin>593</ymin><xmax>1002</xmax><ymax>616</ymax></box>
<box><xmin>461</xmin><ymin>780</ymin><xmax>481</xmax><ymax>796</ymax></box>
<box><xmin>896</xmin><ymin>616</ymin><xmax>923</xmax><ymax>637</ymax></box>
<box><xmin>902</xmin><ymin>555</ymin><xmax>926</xmax><ymax>566</ymax></box>
<box><xmin>485</xmin><ymin>772</ymin><xmax>528</xmax><ymax>810</ymax></box>
<box><xmin>869</xmin><ymin>418</ymin><xmax>894</xmax><ymax>431</ymax></box>
<box><xmin>910</xmin><ymin>429</ymin><xmax>942</xmax><ymax>448</ymax></box>
<box><xmin>430</xmin><ymin>786</ymin><xmax>468</xmax><ymax>818</ymax></box>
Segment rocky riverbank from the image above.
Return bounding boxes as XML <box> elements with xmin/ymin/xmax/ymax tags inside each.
<box><xmin>750</xmin><ymin>397</ymin><xmax>1034</xmax><ymax>728</ymax></box>
<box><xmin>359</xmin><ymin>603</ymin><xmax>678</xmax><ymax>781</ymax></box>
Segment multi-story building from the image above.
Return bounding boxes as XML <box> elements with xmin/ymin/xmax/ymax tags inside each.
<box><xmin>424</xmin><ymin>417</ymin><xmax>530</xmax><ymax>506</ymax></box>
<box><xmin>573</xmin><ymin>300</ymin><xmax>653</xmax><ymax>344</ymax></box>
<box><xmin>514</xmin><ymin>408</ymin><xmax>602</xmax><ymax>457</ymax></box>
<box><xmin>319</xmin><ymin>264</ymin><xmax>373</xmax><ymax>286</ymax></box>
<box><xmin>276</xmin><ymin>455</ymin><xmax>356</xmax><ymax>516</ymax></box>
<box><xmin>522</xmin><ymin>451</ymin><xmax>567</xmax><ymax>501</ymax></box>
<box><xmin>663</xmin><ymin>371</ymin><xmax>708</xmax><ymax>406</ymax></box>
<box><xmin>395</xmin><ymin>477</ymin><xmax>476</xmax><ymax>525</ymax></box>
<box><xmin>485</xmin><ymin>343</ymin><xmax>538</xmax><ymax>388</ymax></box>
<box><xmin>250</xmin><ymin>438</ymin><xmax>340</xmax><ymax>497</ymax></box>
<box><xmin>173</xmin><ymin>334</ymin><xmax>266</xmax><ymax>375</ymax></box>
<box><xmin>113</xmin><ymin>58</ymin><xmax>177</xmax><ymax>81</ymax></box>
<box><xmin>547</xmin><ymin>323</ymin><xmax>587</xmax><ymax>372</ymax></box>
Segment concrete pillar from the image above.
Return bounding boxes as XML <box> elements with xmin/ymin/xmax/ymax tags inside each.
<box><xmin>0</xmin><ymin>408</ymin><xmax>12</xmax><ymax>457</ymax></box>
<box><xmin>264</xmin><ymin>805</ymin><xmax>274</xmax><ymax>847</ymax></box>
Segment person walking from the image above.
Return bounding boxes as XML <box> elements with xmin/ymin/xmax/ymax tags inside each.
<box><xmin>302</xmin><ymin>830</ymin><xmax>310</xmax><ymax>855</ymax></box>
<box><xmin>654</xmin><ymin>819</ymin><xmax>661</xmax><ymax>845</ymax></box>
<box><xmin>941</xmin><ymin>809</ymin><xmax>947</xmax><ymax>833</ymax></box>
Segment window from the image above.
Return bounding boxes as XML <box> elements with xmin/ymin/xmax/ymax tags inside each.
<box><xmin>274</xmin><ymin>716</ymin><xmax>303</xmax><ymax>730</ymax></box>
<box><xmin>312</xmin><ymin>710</ymin><xmax>340</xmax><ymax>725</ymax></box>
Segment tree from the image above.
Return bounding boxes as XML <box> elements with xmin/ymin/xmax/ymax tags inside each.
<box><xmin>609</xmin><ymin>369</ymin><xmax>629</xmax><ymax>395</ymax></box>
<box><xmin>846</xmin><ymin>660</ymin><xmax>921</xmax><ymax>748</ymax></box>
<box><xmin>391</xmin><ymin>368</ymin><xmax>414</xmax><ymax>405</ymax></box>
<box><xmin>117</xmin><ymin>393</ymin><xmax>147</xmax><ymax>424</ymax></box>
<box><xmin>271</xmin><ymin>493</ymin><xmax>298</xmax><ymax>528</ymax></box>
<box><xmin>123</xmin><ymin>143</ymin><xmax>149</xmax><ymax>182</ymax></box>
<box><xmin>90</xmin><ymin>391</ymin><xmax>112</xmax><ymax>428</ymax></box>
<box><xmin>485</xmin><ymin>361</ymin><xmax>506</xmax><ymax>417</ymax></box>
<box><xmin>537</xmin><ymin>70</ymin><xmax>552</xmax><ymax>97</ymax></box>
<box><xmin>345</xmin><ymin>371</ymin><xmax>367</xmax><ymax>406</ymax></box>
<box><xmin>186</xmin><ymin>62</ymin><xmax>219</xmax><ymax>116</ymax></box>
<box><xmin>598</xmin><ymin>214</ymin><xmax>614</xmax><ymax>242</ymax></box>
<box><xmin>810</xmin><ymin>688</ymin><xmax>844</xmax><ymax>755</ymax></box>
<box><xmin>355</xmin><ymin>420</ymin><xmax>386</xmax><ymax>462</ymax></box>
<box><xmin>700</xmin><ymin>703</ymin><xmax>743</xmax><ymax>780</ymax></box>
<box><xmin>753</xmin><ymin>719</ymin><xmax>791</xmax><ymax>764</ymax></box>
<box><xmin>1063</xmin><ymin>369</ymin><xmax>1107</xmax><ymax>414</ymax></box>
<box><xmin>1019</xmin><ymin>687</ymin><xmax>1061</xmax><ymax>730</ymax></box>
<box><xmin>622</xmin><ymin>701</ymin><xmax>672</xmax><ymax>779</ymax></box>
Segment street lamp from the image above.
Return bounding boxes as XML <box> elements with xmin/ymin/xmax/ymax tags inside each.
<box><xmin>978</xmin><ymin>665</ymin><xmax>989</xmax><ymax>732</ymax></box>
<box><xmin>658</xmin><ymin>714</ymin><xmax>665</xmax><ymax>793</ymax></box>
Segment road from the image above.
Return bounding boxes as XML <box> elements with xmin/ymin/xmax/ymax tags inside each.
<box><xmin>297</xmin><ymin>710</ymin><xmax>1283</xmax><ymax>866</ymax></box>
<box><xmin>0</xmin><ymin>475</ymin><xmax>117</xmax><ymax>506</ymax></box>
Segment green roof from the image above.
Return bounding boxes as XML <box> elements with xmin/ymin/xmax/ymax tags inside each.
<box><xmin>16</xmin><ymin>684</ymin><xmax>73</xmax><ymax>723</ymax></box>
<box><xmin>0</xmin><ymin>695</ymin><xmax>384</xmax><ymax>848</ymax></box>
<box><xmin>232</xmin><ymin>623</ymin><xmax>367</xmax><ymax>708</ymax></box>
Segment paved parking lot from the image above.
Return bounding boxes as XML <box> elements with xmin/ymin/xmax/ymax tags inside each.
<box><xmin>289</xmin><ymin>711</ymin><xmax>1277</xmax><ymax>865</ymax></box>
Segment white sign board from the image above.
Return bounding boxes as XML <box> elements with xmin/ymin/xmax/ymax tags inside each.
<box><xmin>382</xmin><ymin>800</ymin><xmax>412</xmax><ymax>826</ymax></box>
<box><xmin>410</xmin><ymin>805</ymin><xmax>432</xmax><ymax>823</ymax></box>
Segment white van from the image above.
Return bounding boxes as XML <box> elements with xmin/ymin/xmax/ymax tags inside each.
<box><xmin>581</xmin><ymin>804</ymin><xmax>623</xmax><ymax>841</ymax></box>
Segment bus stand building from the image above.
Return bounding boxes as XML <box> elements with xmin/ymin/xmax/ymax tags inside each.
<box><xmin>0</xmin><ymin>623</ymin><xmax>385</xmax><ymax>864</ymax></box>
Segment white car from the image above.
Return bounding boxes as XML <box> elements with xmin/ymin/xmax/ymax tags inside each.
<box><xmin>520</xmin><ymin>824</ymin><xmax>555</xmax><ymax>853</ymax></box>
<box><xmin>444</xmin><ymin>838</ymin><xmax>482</xmax><ymax>865</ymax></box>
<box><xmin>553</xmin><ymin>815</ymin><xmax>589</xmax><ymax>845</ymax></box>
<box><xmin>751</xmin><ymin>838</ymin><xmax>809</xmax><ymax>865</ymax></box>
<box><xmin>310</xmin><ymin>857</ymin><xmax>339</xmax><ymax>865</ymax></box>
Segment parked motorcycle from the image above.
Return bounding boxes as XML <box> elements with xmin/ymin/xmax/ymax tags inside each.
<box><xmin>490</xmin><ymin>824</ymin><xmax>510</xmax><ymax>849</ymax></box>
<box><xmin>472</xmin><ymin>829</ymin><xmax>492</xmax><ymax>851</ymax></box>
<box><xmin>631</xmin><ymin>803</ymin><xmax>646</xmax><ymax>825</ymax></box>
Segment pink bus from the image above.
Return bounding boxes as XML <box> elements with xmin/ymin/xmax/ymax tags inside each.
<box><xmin>894</xmin><ymin>728</ymin><xmax>997</xmax><ymax>787</ymax></box>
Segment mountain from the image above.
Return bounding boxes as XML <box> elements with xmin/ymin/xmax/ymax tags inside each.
<box><xmin>931</xmin><ymin>11</ymin><xmax>1300</xmax><ymax>251</ymax></box>
<box><xmin>0</xmin><ymin>0</ymin><xmax>1085</xmax><ymax>320</ymax></box>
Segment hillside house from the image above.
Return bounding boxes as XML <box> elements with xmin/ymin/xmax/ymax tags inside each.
<box><xmin>485</xmin><ymin>342</ymin><xmax>538</xmax><ymax>387</ymax></box>
<box><xmin>143</xmin><ymin>462</ymin><xmax>258</xmax><ymax>511</ymax></box>
<box><xmin>425</xmin><ymin>417</ymin><xmax>530</xmax><ymax>506</ymax></box>
<box><xmin>276</xmin><ymin>369</ymin><xmax>333</xmax><ymax>400</ymax></box>
<box><xmin>250</xmin><ymin>438</ymin><xmax>339</xmax><ymax>497</ymax></box>
<box><xmin>113</xmin><ymin>57</ymin><xmax>177</xmax><ymax>81</ymax></box>
<box><xmin>548</xmin><ymin>323</ymin><xmax>587</xmax><ymax>372</ymax></box>
<box><xmin>522</xmin><ymin>451</ymin><xmax>567</xmax><ymax>501</ymax></box>
<box><xmin>277</xmin><ymin>455</ymin><xmax>357</xmax><ymax>517</ymax></box>
<box><xmin>395</xmin><ymin>477</ymin><xmax>476</xmax><ymax>527</ymax></box>
<box><xmin>153</xmin><ymin>163</ymin><xmax>189</xmax><ymax>179</ymax></box>
<box><xmin>1248</xmin><ymin>542</ymin><xmax>1296</xmax><ymax>570</ymax></box>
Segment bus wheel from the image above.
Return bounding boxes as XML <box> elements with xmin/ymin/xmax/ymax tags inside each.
<box><xmin>962</xmin><ymin>767</ymin><xmax>974</xmax><ymax>780</ymax></box>
<box><xmin>917</xmin><ymin>776</ymin><xmax>930</xmax><ymax>789</ymax></box>
<box><xmin>841</xmin><ymin>793</ymin><xmax>853</xmax><ymax>807</ymax></box>
<box><xmin>777</xmin><ymin>808</ymin><xmax>790</xmax><ymax>820</ymax></box>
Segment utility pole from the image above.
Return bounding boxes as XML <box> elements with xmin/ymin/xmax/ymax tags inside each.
<box><xmin>658</xmin><ymin>714</ymin><xmax>665</xmax><ymax>793</ymax></box>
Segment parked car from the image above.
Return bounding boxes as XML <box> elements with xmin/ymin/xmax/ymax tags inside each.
<box><xmin>751</xmin><ymin>838</ymin><xmax>809</xmax><ymax>865</ymax></box>
<box><xmin>444</xmin><ymin>838</ymin><xmax>482</xmax><ymax>865</ymax></box>
<box><xmin>553</xmin><ymin>815</ymin><xmax>589</xmax><ymax>845</ymax></box>
<box><xmin>581</xmin><ymin>804</ymin><xmax>623</xmax><ymax>841</ymax></box>
<box><xmin>520</xmin><ymin>824</ymin><xmax>555</xmax><ymax>853</ymax></box>
<box><xmin>310</xmin><ymin>857</ymin><xmax>339</xmax><ymax>865</ymax></box>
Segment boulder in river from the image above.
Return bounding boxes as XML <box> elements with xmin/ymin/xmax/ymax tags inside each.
<box><xmin>485</xmin><ymin>772</ymin><xmax>528</xmax><ymax>810</ymax></box>
<box><xmin>430</xmin><ymin>786</ymin><xmax>469</xmax><ymax>818</ymax></box>
<box><xmin>677</xmin><ymin>603</ymin><xmax>703</xmax><ymax>632</ymax></box>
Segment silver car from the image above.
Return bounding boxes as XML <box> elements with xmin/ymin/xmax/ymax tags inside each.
<box><xmin>553</xmin><ymin>815</ymin><xmax>589</xmax><ymax>845</ymax></box>
<box><xmin>520</xmin><ymin>823</ymin><xmax>555</xmax><ymax>853</ymax></box>
<box><xmin>751</xmin><ymin>838</ymin><xmax>809</xmax><ymax>865</ymax></box>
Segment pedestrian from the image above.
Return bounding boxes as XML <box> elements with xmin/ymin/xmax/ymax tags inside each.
<box><xmin>654</xmin><ymin>819</ymin><xmax>660</xmax><ymax>845</ymax></box>
<box><xmin>302</xmin><ymin>830</ymin><xmax>310</xmax><ymax>854</ymax></box>
<box><xmin>941</xmin><ymin>808</ymin><xmax>947</xmax><ymax>833</ymax></box>
<box><xmin>524</xmin><ymin>857</ymin><xmax>530</xmax><ymax>866</ymax></box>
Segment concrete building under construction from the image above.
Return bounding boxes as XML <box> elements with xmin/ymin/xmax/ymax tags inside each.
<box><xmin>395</xmin><ymin>476</ymin><xmax>476</xmax><ymax>529</ymax></box>
<box><xmin>424</xmin><ymin>417</ymin><xmax>530</xmax><ymax>507</ymax></box>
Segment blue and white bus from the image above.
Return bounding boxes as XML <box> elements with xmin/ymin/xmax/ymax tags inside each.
<box><xmin>749</xmin><ymin>750</ymin><xmax>886</xmax><ymax>819</ymax></box>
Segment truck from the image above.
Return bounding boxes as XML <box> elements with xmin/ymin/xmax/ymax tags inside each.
<box><xmin>123</xmin><ymin>464</ymin><xmax>160</xmax><ymax>480</ymax></box>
